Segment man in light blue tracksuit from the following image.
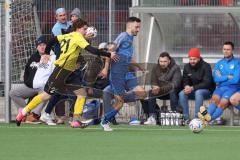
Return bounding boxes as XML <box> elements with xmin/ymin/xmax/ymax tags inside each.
<box><xmin>198</xmin><ymin>41</ymin><xmax>240</xmax><ymax>123</ymax></box>
<box><xmin>52</xmin><ymin>8</ymin><xmax>71</xmax><ymax>58</ymax></box>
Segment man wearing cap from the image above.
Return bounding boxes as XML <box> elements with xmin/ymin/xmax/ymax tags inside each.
<box><xmin>9</xmin><ymin>36</ymin><xmax>56</xmax><ymax>123</ymax></box>
<box><xmin>52</xmin><ymin>8</ymin><xmax>71</xmax><ymax>36</ymax></box>
<box><xmin>63</xmin><ymin>8</ymin><xmax>83</xmax><ymax>34</ymax></box>
<box><xmin>70</xmin><ymin>8</ymin><xmax>83</xmax><ymax>23</ymax></box>
<box><xmin>198</xmin><ymin>41</ymin><xmax>240</xmax><ymax>124</ymax></box>
<box><xmin>52</xmin><ymin>8</ymin><xmax>71</xmax><ymax>59</ymax></box>
<box><xmin>179</xmin><ymin>48</ymin><xmax>215</xmax><ymax>123</ymax></box>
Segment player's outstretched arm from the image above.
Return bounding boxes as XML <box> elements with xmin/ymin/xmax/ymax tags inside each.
<box><xmin>98</xmin><ymin>58</ymin><xmax>110</xmax><ymax>78</ymax></box>
<box><xmin>85</xmin><ymin>45</ymin><xmax>119</xmax><ymax>61</ymax></box>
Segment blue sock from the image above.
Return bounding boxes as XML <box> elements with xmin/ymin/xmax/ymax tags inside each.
<box><xmin>102</xmin><ymin>109</ymin><xmax>118</xmax><ymax>124</ymax></box>
<box><xmin>45</xmin><ymin>94</ymin><xmax>64</xmax><ymax>114</ymax></box>
<box><xmin>235</xmin><ymin>104</ymin><xmax>240</xmax><ymax>110</ymax></box>
<box><xmin>211</xmin><ymin>108</ymin><xmax>224</xmax><ymax>121</ymax></box>
<box><xmin>207</xmin><ymin>103</ymin><xmax>217</xmax><ymax>116</ymax></box>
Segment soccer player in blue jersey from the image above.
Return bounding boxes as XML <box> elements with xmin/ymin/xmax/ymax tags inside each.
<box><xmin>198</xmin><ymin>41</ymin><xmax>240</xmax><ymax>124</ymax></box>
<box><xmin>100</xmin><ymin>17</ymin><xmax>147</xmax><ymax>131</ymax></box>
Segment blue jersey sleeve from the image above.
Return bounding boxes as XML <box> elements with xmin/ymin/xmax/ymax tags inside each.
<box><xmin>213</xmin><ymin>61</ymin><xmax>228</xmax><ymax>83</ymax></box>
<box><xmin>52</xmin><ymin>25</ymin><xmax>62</xmax><ymax>36</ymax></box>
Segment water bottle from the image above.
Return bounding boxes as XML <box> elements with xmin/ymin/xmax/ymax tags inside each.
<box><xmin>169</xmin><ymin>111</ymin><xmax>174</xmax><ymax>126</ymax></box>
<box><xmin>175</xmin><ymin>112</ymin><xmax>180</xmax><ymax>126</ymax></box>
<box><xmin>161</xmin><ymin>112</ymin><xmax>166</xmax><ymax>126</ymax></box>
<box><xmin>172</xmin><ymin>111</ymin><xmax>177</xmax><ymax>126</ymax></box>
<box><xmin>165</xmin><ymin>112</ymin><xmax>170</xmax><ymax>126</ymax></box>
<box><xmin>176</xmin><ymin>112</ymin><xmax>183</xmax><ymax>126</ymax></box>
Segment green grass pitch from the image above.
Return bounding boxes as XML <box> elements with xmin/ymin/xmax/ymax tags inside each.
<box><xmin>0</xmin><ymin>124</ymin><xmax>240</xmax><ymax>160</ymax></box>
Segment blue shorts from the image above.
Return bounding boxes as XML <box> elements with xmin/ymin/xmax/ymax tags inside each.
<box><xmin>110</xmin><ymin>54</ymin><xmax>138</xmax><ymax>95</ymax></box>
<box><xmin>110</xmin><ymin>72</ymin><xmax>138</xmax><ymax>96</ymax></box>
<box><xmin>213</xmin><ymin>86</ymin><xmax>239</xmax><ymax>100</ymax></box>
<box><xmin>125</xmin><ymin>72</ymin><xmax>138</xmax><ymax>91</ymax></box>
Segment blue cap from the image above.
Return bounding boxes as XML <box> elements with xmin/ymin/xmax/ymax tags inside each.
<box><xmin>55</xmin><ymin>8</ymin><xmax>66</xmax><ymax>15</ymax></box>
<box><xmin>36</xmin><ymin>36</ymin><xmax>47</xmax><ymax>46</ymax></box>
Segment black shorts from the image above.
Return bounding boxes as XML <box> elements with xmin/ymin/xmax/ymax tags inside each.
<box><xmin>44</xmin><ymin>66</ymin><xmax>84</xmax><ymax>95</ymax></box>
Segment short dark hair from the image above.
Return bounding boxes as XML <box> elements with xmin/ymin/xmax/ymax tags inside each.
<box><xmin>224</xmin><ymin>41</ymin><xmax>234</xmax><ymax>50</ymax></box>
<box><xmin>159</xmin><ymin>52</ymin><xmax>171</xmax><ymax>60</ymax></box>
<box><xmin>127</xmin><ymin>17</ymin><xmax>141</xmax><ymax>23</ymax></box>
<box><xmin>73</xmin><ymin>19</ymin><xmax>88</xmax><ymax>31</ymax></box>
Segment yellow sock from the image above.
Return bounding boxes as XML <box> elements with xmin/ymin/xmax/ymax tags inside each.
<box><xmin>25</xmin><ymin>95</ymin><xmax>43</xmax><ymax>113</ymax></box>
<box><xmin>74</xmin><ymin>97</ymin><xmax>86</xmax><ymax>116</ymax></box>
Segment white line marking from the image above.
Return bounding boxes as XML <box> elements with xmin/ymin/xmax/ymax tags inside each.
<box><xmin>1</xmin><ymin>125</ymin><xmax>240</xmax><ymax>132</ymax></box>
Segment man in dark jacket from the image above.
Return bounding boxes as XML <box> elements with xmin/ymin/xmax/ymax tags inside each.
<box><xmin>9</xmin><ymin>36</ymin><xmax>56</xmax><ymax>123</ymax></box>
<box><xmin>179</xmin><ymin>48</ymin><xmax>215</xmax><ymax>122</ymax></box>
<box><xmin>142</xmin><ymin>52</ymin><xmax>182</xmax><ymax>125</ymax></box>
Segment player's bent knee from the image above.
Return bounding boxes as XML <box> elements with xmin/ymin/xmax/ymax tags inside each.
<box><xmin>134</xmin><ymin>86</ymin><xmax>147</xmax><ymax>99</ymax></box>
<box><xmin>230</xmin><ymin>97</ymin><xmax>239</xmax><ymax>106</ymax></box>
<box><xmin>211</xmin><ymin>96</ymin><xmax>220</xmax><ymax>104</ymax></box>
<box><xmin>74</xmin><ymin>88</ymin><xmax>87</xmax><ymax>97</ymax></box>
<box><xmin>40</xmin><ymin>92</ymin><xmax>51</xmax><ymax>101</ymax></box>
<box><xmin>218</xmin><ymin>99</ymin><xmax>229</xmax><ymax>109</ymax></box>
<box><xmin>136</xmin><ymin>90</ymin><xmax>147</xmax><ymax>99</ymax></box>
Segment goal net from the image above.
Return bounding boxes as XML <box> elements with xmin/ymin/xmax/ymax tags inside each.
<box><xmin>10</xmin><ymin>0</ymin><xmax>39</xmax><ymax>82</ymax></box>
<box><xmin>0</xmin><ymin>0</ymin><xmax>40</xmax><ymax>121</ymax></box>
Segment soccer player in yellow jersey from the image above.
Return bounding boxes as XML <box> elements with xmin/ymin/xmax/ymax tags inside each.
<box><xmin>16</xmin><ymin>19</ymin><xmax>118</xmax><ymax>126</ymax></box>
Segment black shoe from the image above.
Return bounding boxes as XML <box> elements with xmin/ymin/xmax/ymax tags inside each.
<box><xmin>216</xmin><ymin>119</ymin><xmax>225</xmax><ymax>125</ymax></box>
<box><xmin>93</xmin><ymin>118</ymin><xmax>101</xmax><ymax>125</ymax></box>
<box><xmin>111</xmin><ymin>117</ymin><xmax>119</xmax><ymax>125</ymax></box>
<box><xmin>16</xmin><ymin>120</ymin><xmax>21</xmax><ymax>126</ymax></box>
<box><xmin>182</xmin><ymin>119</ymin><xmax>190</xmax><ymax>126</ymax></box>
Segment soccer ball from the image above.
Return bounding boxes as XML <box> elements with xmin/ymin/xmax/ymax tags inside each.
<box><xmin>86</xmin><ymin>26</ymin><xmax>97</xmax><ymax>38</ymax></box>
<box><xmin>189</xmin><ymin>118</ymin><xmax>204</xmax><ymax>133</ymax></box>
